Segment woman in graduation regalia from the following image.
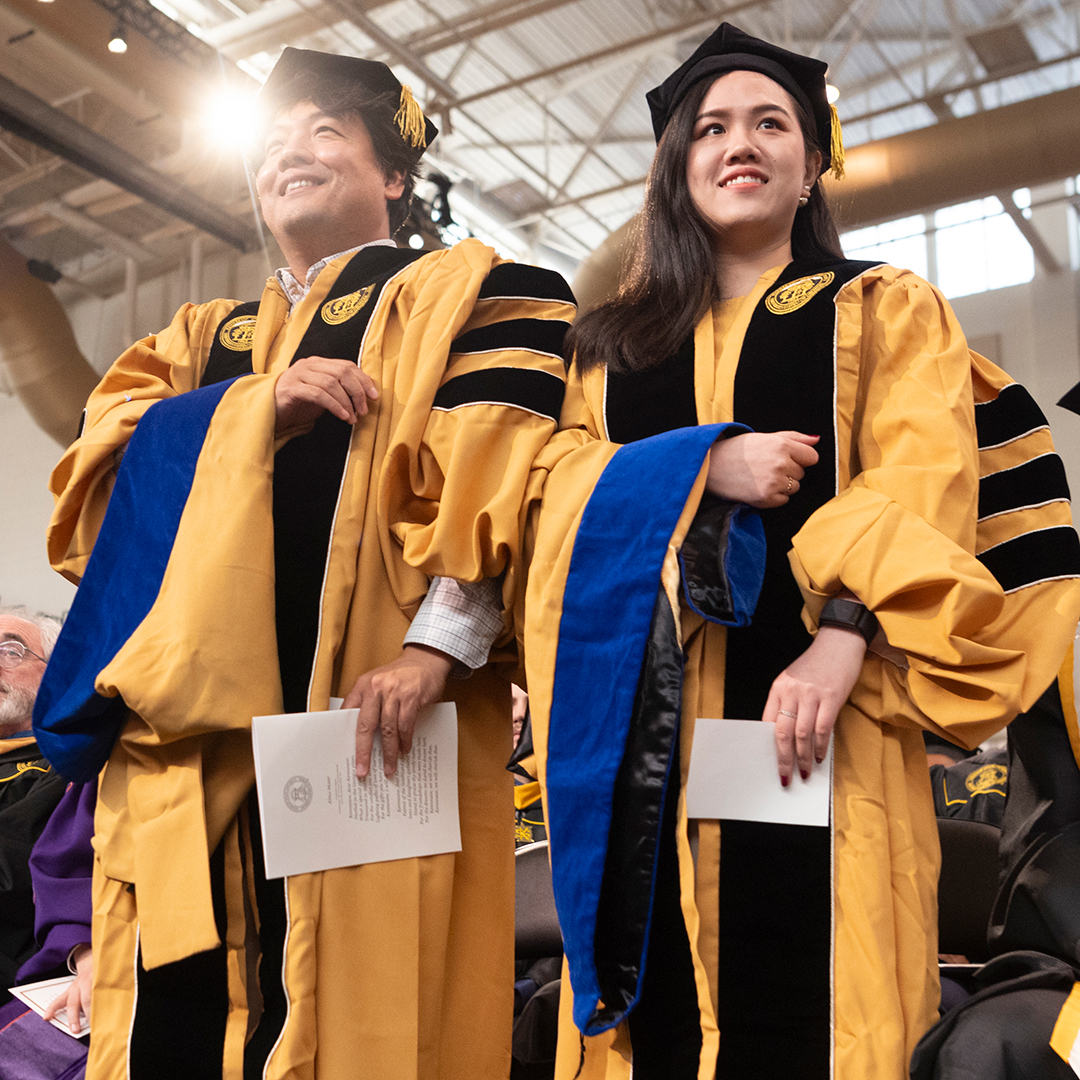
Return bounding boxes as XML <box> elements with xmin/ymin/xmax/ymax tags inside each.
<box><xmin>524</xmin><ymin>22</ymin><xmax>1080</xmax><ymax>1080</ymax></box>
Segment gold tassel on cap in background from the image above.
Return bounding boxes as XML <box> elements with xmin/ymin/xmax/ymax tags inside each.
<box><xmin>395</xmin><ymin>85</ymin><xmax>427</xmax><ymax>149</ymax></box>
<box><xmin>829</xmin><ymin>103</ymin><xmax>846</xmax><ymax>180</ymax></box>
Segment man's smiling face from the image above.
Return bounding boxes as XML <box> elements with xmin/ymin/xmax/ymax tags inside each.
<box><xmin>256</xmin><ymin>100</ymin><xmax>406</xmax><ymax>266</ymax></box>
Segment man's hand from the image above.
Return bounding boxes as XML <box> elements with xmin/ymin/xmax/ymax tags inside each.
<box><xmin>344</xmin><ymin>645</ymin><xmax>454</xmax><ymax>779</ymax></box>
<box><xmin>43</xmin><ymin>943</ymin><xmax>92</xmax><ymax>1034</ymax></box>
<box><xmin>275</xmin><ymin>355</ymin><xmax>379</xmax><ymax>436</ymax></box>
<box><xmin>706</xmin><ymin>431</ymin><xmax>819</xmax><ymax>508</ymax></box>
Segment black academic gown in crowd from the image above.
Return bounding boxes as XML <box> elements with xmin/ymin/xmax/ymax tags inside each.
<box><xmin>0</xmin><ymin>734</ymin><xmax>65</xmax><ymax>1003</ymax></box>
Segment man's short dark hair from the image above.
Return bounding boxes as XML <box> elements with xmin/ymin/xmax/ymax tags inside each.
<box><xmin>259</xmin><ymin>69</ymin><xmax>421</xmax><ymax>236</ymax></box>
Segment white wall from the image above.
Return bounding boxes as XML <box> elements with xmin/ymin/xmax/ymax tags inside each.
<box><xmin>66</xmin><ymin>248</ymin><xmax>276</xmax><ymax>375</ymax></box>
<box><xmin>0</xmin><ymin>391</ymin><xmax>77</xmax><ymax>617</ymax></box>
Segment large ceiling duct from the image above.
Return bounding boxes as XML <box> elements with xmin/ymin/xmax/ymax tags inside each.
<box><xmin>823</xmin><ymin>81</ymin><xmax>1080</xmax><ymax>230</ymax></box>
<box><xmin>0</xmin><ymin>238</ymin><xmax>100</xmax><ymax>448</ymax></box>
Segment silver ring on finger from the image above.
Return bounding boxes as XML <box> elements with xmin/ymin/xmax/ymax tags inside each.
<box><xmin>785</xmin><ymin>476</ymin><xmax>793</xmax><ymax>494</ymax></box>
<box><xmin>778</xmin><ymin>708</ymin><xmax>797</xmax><ymax>719</ymax></box>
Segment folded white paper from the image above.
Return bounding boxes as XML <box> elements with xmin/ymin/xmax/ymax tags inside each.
<box><xmin>685</xmin><ymin>717</ymin><xmax>831</xmax><ymax>827</ymax></box>
<box><xmin>9</xmin><ymin>975</ymin><xmax>89</xmax><ymax>1037</ymax></box>
<box><xmin>252</xmin><ymin>702</ymin><xmax>461</xmax><ymax>879</ymax></box>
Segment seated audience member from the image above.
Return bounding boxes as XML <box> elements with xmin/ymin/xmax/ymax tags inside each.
<box><xmin>0</xmin><ymin>605</ymin><xmax>64</xmax><ymax>1004</ymax></box>
<box><xmin>0</xmin><ymin>781</ymin><xmax>93</xmax><ymax>1079</ymax></box>
<box><xmin>930</xmin><ymin>745</ymin><xmax>1008</xmax><ymax>825</ymax></box>
<box><xmin>510</xmin><ymin>692</ymin><xmax>546</xmax><ymax>848</ymax></box>
<box><xmin>911</xmin><ymin>677</ymin><xmax>1080</xmax><ymax>1079</ymax></box>
<box><xmin>924</xmin><ymin>730</ymin><xmax>977</xmax><ymax>768</ymax></box>
<box><xmin>19</xmin><ymin>780</ymin><xmax>97</xmax><ymax>1032</ymax></box>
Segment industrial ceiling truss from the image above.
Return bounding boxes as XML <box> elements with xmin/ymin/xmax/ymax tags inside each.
<box><xmin>1</xmin><ymin>0</ymin><xmax>1079</xmax><ymax>293</ymax></box>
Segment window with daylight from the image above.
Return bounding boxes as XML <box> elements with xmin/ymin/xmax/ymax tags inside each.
<box><xmin>840</xmin><ymin>192</ymin><xmax>1038</xmax><ymax>300</ymax></box>
<box><xmin>933</xmin><ymin>192</ymin><xmax>1034</xmax><ymax>299</ymax></box>
<box><xmin>841</xmin><ymin>215</ymin><xmax>928</xmax><ymax>279</ymax></box>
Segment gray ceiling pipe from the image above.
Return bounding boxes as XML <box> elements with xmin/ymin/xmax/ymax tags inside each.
<box><xmin>571</xmin><ymin>216</ymin><xmax>637</xmax><ymax>314</ymax></box>
<box><xmin>823</xmin><ymin>81</ymin><xmax>1080</xmax><ymax>229</ymax></box>
<box><xmin>0</xmin><ymin>237</ymin><xmax>100</xmax><ymax>447</ymax></box>
<box><xmin>572</xmin><ymin>80</ymin><xmax>1080</xmax><ymax>312</ymax></box>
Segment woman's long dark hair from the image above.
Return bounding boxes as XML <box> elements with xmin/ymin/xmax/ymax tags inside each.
<box><xmin>568</xmin><ymin>77</ymin><xmax>844</xmax><ymax>375</ymax></box>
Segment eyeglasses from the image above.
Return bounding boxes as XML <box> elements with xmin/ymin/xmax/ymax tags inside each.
<box><xmin>0</xmin><ymin>641</ymin><xmax>46</xmax><ymax>670</ymax></box>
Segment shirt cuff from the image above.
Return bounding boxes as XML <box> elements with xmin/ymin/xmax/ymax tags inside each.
<box><xmin>403</xmin><ymin>577</ymin><xmax>503</xmax><ymax>670</ymax></box>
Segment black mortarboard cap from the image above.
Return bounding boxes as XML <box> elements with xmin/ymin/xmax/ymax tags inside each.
<box><xmin>645</xmin><ymin>23</ymin><xmax>842</xmax><ymax>177</ymax></box>
<box><xmin>1058</xmin><ymin>382</ymin><xmax>1080</xmax><ymax>416</ymax></box>
<box><xmin>258</xmin><ymin>47</ymin><xmax>438</xmax><ymax>154</ymax></box>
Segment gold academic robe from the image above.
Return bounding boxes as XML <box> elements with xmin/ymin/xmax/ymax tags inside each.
<box><xmin>46</xmin><ymin>239</ymin><xmax>576</xmax><ymax>1080</ymax></box>
<box><xmin>525</xmin><ymin>262</ymin><xmax>1080</xmax><ymax>1080</ymax></box>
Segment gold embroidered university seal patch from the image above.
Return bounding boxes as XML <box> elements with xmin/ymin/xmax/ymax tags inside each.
<box><xmin>322</xmin><ymin>285</ymin><xmax>374</xmax><ymax>325</ymax></box>
<box><xmin>765</xmin><ymin>272</ymin><xmax>835</xmax><ymax>315</ymax></box>
<box><xmin>965</xmin><ymin>763</ymin><xmax>1008</xmax><ymax>795</ymax></box>
<box><xmin>219</xmin><ymin>314</ymin><xmax>258</xmax><ymax>351</ymax></box>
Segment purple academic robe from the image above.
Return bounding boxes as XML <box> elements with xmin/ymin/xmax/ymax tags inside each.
<box><xmin>17</xmin><ymin>779</ymin><xmax>95</xmax><ymax>984</ymax></box>
<box><xmin>0</xmin><ymin>780</ymin><xmax>94</xmax><ymax>1079</ymax></box>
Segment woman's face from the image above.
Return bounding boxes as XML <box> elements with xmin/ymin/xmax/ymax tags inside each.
<box><xmin>685</xmin><ymin>70</ymin><xmax>821</xmax><ymax>256</ymax></box>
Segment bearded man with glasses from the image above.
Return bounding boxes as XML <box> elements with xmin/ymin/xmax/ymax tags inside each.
<box><xmin>0</xmin><ymin>606</ymin><xmax>64</xmax><ymax>1004</ymax></box>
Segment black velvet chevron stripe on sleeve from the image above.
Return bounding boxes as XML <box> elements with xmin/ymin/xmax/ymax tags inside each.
<box><xmin>977</xmin><ymin>527</ymin><xmax>1080</xmax><ymax>593</ymax></box>
<box><xmin>979</xmin><ymin>454</ymin><xmax>1071</xmax><ymax>520</ymax></box>
<box><xmin>975</xmin><ymin>382</ymin><xmax>1049</xmax><ymax>448</ymax></box>
<box><xmin>432</xmin><ymin>367</ymin><xmax>565</xmax><ymax>421</ymax></box>
<box><xmin>450</xmin><ymin>318</ymin><xmax>571</xmax><ymax>359</ymax></box>
<box><xmin>476</xmin><ymin>262</ymin><xmax>577</xmax><ymax>304</ymax></box>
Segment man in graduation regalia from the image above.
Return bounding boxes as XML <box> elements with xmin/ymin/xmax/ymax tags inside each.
<box><xmin>37</xmin><ymin>47</ymin><xmax>576</xmax><ymax>1080</ymax></box>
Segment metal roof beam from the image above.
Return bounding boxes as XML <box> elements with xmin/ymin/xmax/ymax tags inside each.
<box><xmin>0</xmin><ymin>157</ymin><xmax>65</xmax><ymax>198</ymax></box>
<box><xmin>547</xmin><ymin>55</ymin><xmax>648</xmax><ymax>206</ymax></box>
<box><xmin>203</xmin><ymin>0</ymin><xmax>340</xmax><ymax>57</ymax></box>
<box><xmin>839</xmin><ymin>43</ymin><xmax>1080</xmax><ymax>129</ymax></box>
<box><xmin>40</xmin><ymin>199</ymin><xmax>157</xmax><ymax>262</ymax></box>
<box><xmin>451</xmin><ymin>1</ymin><xmax>773</xmax><ymax>109</ymax></box>
<box><xmin>998</xmin><ymin>190</ymin><xmax>1061</xmax><ymax>274</ymax></box>
<box><xmin>327</xmin><ymin>0</ymin><xmax>457</xmax><ymax>100</ymax></box>
<box><xmin>0</xmin><ymin>73</ymin><xmax>257</xmax><ymax>252</ymax></box>
<box><xmin>406</xmin><ymin>0</ymin><xmax>578</xmax><ymax>57</ymax></box>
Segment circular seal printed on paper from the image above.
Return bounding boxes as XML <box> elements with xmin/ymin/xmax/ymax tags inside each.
<box><xmin>219</xmin><ymin>314</ymin><xmax>257</xmax><ymax>351</ymax></box>
<box><xmin>965</xmin><ymin>763</ymin><xmax>1008</xmax><ymax>795</ymax></box>
<box><xmin>283</xmin><ymin>775</ymin><xmax>314</xmax><ymax>812</ymax></box>
<box><xmin>765</xmin><ymin>272</ymin><xmax>835</xmax><ymax>315</ymax></box>
<box><xmin>321</xmin><ymin>285</ymin><xmax>373</xmax><ymax>325</ymax></box>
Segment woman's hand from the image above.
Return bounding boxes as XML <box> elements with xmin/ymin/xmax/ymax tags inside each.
<box><xmin>706</xmin><ymin>431</ymin><xmax>819</xmax><ymax>508</ymax></box>
<box><xmin>763</xmin><ymin>624</ymin><xmax>866</xmax><ymax>785</ymax></box>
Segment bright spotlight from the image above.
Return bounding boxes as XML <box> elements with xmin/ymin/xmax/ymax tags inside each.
<box><xmin>826</xmin><ymin>83</ymin><xmax>840</xmax><ymax>105</ymax></box>
<box><xmin>408</xmin><ymin>232</ymin><xmax>425</xmax><ymax>249</ymax></box>
<box><xmin>108</xmin><ymin>24</ymin><xmax>128</xmax><ymax>53</ymax></box>
<box><xmin>199</xmin><ymin>87</ymin><xmax>260</xmax><ymax>150</ymax></box>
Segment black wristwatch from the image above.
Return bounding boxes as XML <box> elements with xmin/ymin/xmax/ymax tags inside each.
<box><xmin>819</xmin><ymin>598</ymin><xmax>878</xmax><ymax>646</ymax></box>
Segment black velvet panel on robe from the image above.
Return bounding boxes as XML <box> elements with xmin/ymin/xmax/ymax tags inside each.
<box><xmin>601</xmin><ymin>259</ymin><xmax>877</xmax><ymax>1080</ymax></box>
<box><xmin>200</xmin><ymin>245</ymin><xmax>425</xmax><ymax>712</ymax></box>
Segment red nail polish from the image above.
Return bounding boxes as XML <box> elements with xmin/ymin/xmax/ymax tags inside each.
<box><xmin>800</xmin><ymin>769</ymin><xmax>809</xmax><ymax>781</ymax></box>
<box><xmin>780</xmin><ymin>775</ymin><xmax>789</xmax><ymax>788</ymax></box>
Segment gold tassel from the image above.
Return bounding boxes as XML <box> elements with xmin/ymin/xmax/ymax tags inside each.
<box><xmin>394</xmin><ymin>85</ymin><xmax>427</xmax><ymax>149</ymax></box>
<box><xmin>829</xmin><ymin>103</ymin><xmax>846</xmax><ymax>180</ymax></box>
